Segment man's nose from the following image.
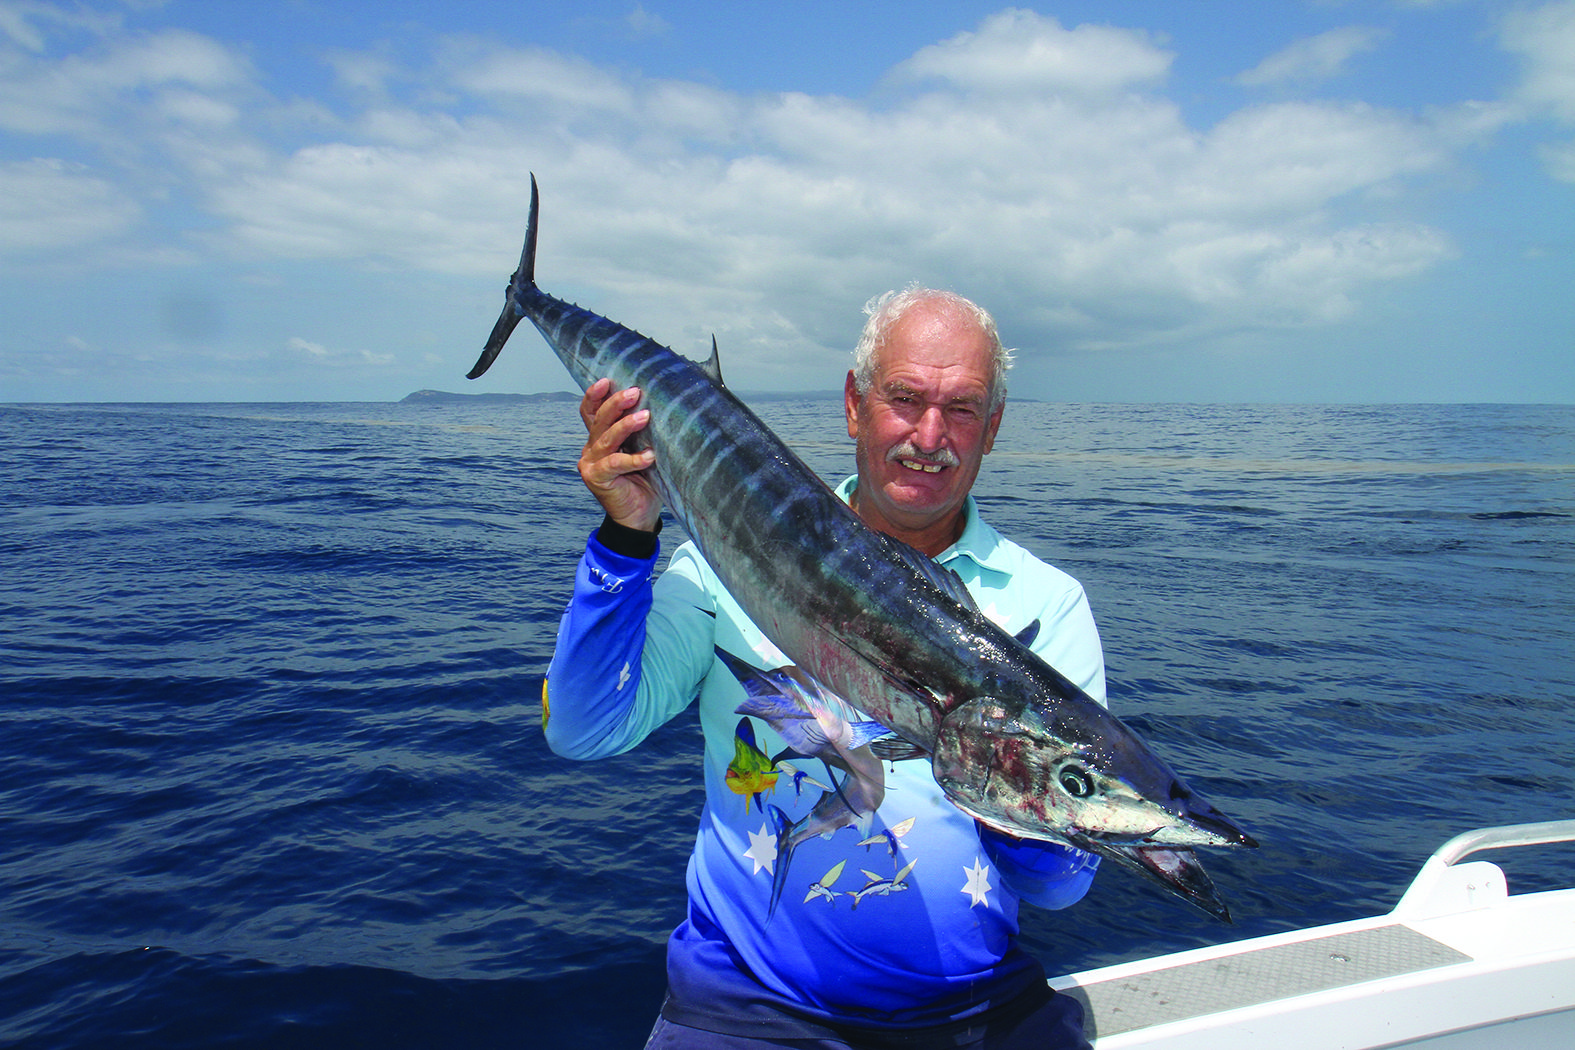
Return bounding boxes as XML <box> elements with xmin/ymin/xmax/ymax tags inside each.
<box><xmin>913</xmin><ymin>404</ymin><xmax>947</xmax><ymax>450</ymax></box>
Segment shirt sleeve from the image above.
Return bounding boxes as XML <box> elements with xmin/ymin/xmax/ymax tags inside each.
<box><xmin>1025</xmin><ymin>572</ymin><xmax>1107</xmax><ymax>708</ymax></box>
<box><xmin>542</xmin><ymin>529</ymin><xmax>715</xmax><ymax>759</ymax></box>
<box><xmin>980</xmin><ymin>825</ymin><xmax>1101</xmax><ymax>910</ymax></box>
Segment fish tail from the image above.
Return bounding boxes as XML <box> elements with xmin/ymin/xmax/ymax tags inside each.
<box><xmin>519</xmin><ymin>172</ymin><xmax>539</xmax><ymax>288</ymax></box>
<box><xmin>466</xmin><ymin>173</ymin><xmax>541</xmax><ymax>380</ymax></box>
<box><xmin>766</xmin><ymin>804</ymin><xmax>797</xmax><ymax>920</ymax></box>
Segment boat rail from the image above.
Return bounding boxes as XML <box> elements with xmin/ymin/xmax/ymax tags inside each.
<box><xmin>1394</xmin><ymin>818</ymin><xmax>1575</xmax><ymax>920</ymax></box>
<box><xmin>1428</xmin><ymin>818</ymin><xmax>1575</xmax><ymax>866</ymax></box>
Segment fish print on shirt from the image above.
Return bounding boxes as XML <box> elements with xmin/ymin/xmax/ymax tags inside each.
<box><xmin>725</xmin><ymin>718</ymin><xmax>779</xmax><ymax>814</ymax></box>
<box><xmin>717</xmin><ymin>648</ymin><xmax>932</xmax><ymax>914</ymax></box>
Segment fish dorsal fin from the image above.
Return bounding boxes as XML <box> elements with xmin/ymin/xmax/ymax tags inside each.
<box><xmin>1015</xmin><ymin>620</ymin><xmax>1040</xmax><ymax>649</ymax></box>
<box><xmin>702</xmin><ymin>336</ymin><xmax>725</xmax><ymax>386</ymax></box>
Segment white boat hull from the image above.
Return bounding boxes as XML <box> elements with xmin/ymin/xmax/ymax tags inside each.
<box><xmin>1049</xmin><ymin>820</ymin><xmax>1575</xmax><ymax>1049</ymax></box>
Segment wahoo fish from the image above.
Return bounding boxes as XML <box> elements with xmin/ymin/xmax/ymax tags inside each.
<box><xmin>471</xmin><ymin>177</ymin><xmax>1257</xmax><ymax>920</ymax></box>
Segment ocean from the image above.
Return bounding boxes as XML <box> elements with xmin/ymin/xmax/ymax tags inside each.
<box><xmin>1</xmin><ymin>398</ymin><xmax>1571</xmax><ymax>1047</ymax></box>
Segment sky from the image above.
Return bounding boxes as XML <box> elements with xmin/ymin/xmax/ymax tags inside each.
<box><xmin>1</xmin><ymin>0</ymin><xmax>1572</xmax><ymax>404</ymax></box>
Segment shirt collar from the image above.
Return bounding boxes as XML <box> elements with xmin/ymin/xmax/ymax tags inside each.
<box><xmin>834</xmin><ymin>474</ymin><xmax>1001</xmax><ymax>568</ymax></box>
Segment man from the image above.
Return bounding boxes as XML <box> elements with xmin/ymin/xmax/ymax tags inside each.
<box><xmin>544</xmin><ymin>287</ymin><xmax>1105</xmax><ymax>1049</ymax></box>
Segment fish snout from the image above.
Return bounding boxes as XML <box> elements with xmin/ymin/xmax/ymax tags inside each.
<box><xmin>1177</xmin><ymin>791</ymin><xmax>1258</xmax><ymax>849</ymax></box>
<box><xmin>1143</xmin><ymin>776</ymin><xmax>1258</xmax><ymax>848</ymax></box>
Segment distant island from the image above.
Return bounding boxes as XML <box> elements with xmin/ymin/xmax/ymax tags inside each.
<box><xmin>400</xmin><ymin>389</ymin><xmax>581</xmax><ymax>405</ymax></box>
<box><xmin>401</xmin><ymin>389</ymin><xmax>847</xmax><ymax>404</ymax></box>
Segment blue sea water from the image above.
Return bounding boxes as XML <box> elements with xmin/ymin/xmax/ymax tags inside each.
<box><xmin>1</xmin><ymin>398</ymin><xmax>1572</xmax><ymax>1047</ymax></box>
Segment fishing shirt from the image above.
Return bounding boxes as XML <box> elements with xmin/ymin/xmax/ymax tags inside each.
<box><xmin>543</xmin><ymin>476</ymin><xmax>1106</xmax><ymax>1039</ymax></box>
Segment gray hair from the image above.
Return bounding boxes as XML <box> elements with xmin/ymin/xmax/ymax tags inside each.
<box><xmin>851</xmin><ymin>285</ymin><xmax>1015</xmax><ymax>411</ymax></box>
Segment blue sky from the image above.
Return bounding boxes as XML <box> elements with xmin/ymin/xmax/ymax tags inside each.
<box><xmin>1</xmin><ymin>0</ymin><xmax>1571</xmax><ymax>403</ymax></box>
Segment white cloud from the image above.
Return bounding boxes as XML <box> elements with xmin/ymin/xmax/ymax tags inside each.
<box><xmin>325</xmin><ymin>48</ymin><xmax>400</xmax><ymax>97</ymax></box>
<box><xmin>0</xmin><ymin>9</ymin><xmax>1488</xmax><ymax>388</ymax></box>
<box><xmin>1540</xmin><ymin>138</ymin><xmax>1575</xmax><ymax>182</ymax></box>
<box><xmin>156</xmin><ymin>88</ymin><xmax>239</xmax><ymax>127</ymax></box>
<box><xmin>190</xmin><ymin>18</ymin><xmax>1470</xmax><ymax>375</ymax></box>
<box><xmin>623</xmin><ymin>3</ymin><xmax>670</xmax><ymax>39</ymax></box>
<box><xmin>1501</xmin><ymin>0</ymin><xmax>1575</xmax><ymax>123</ymax></box>
<box><xmin>449</xmin><ymin>44</ymin><xmax>635</xmax><ymax>115</ymax></box>
<box><xmin>1194</xmin><ymin>101</ymin><xmax>1451</xmax><ymax>212</ymax></box>
<box><xmin>288</xmin><ymin>336</ymin><xmax>394</xmax><ymax>367</ymax></box>
<box><xmin>0</xmin><ymin>2</ymin><xmax>48</xmax><ymax>50</ymax></box>
<box><xmin>0</xmin><ymin>0</ymin><xmax>123</xmax><ymax>52</ymax></box>
<box><xmin>288</xmin><ymin>336</ymin><xmax>330</xmax><ymax>357</ymax></box>
<box><xmin>1237</xmin><ymin>26</ymin><xmax>1388</xmax><ymax>88</ymax></box>
<box><xmin>0</xmin><ymin>24</ymin><xmax>252</xmax><ymax>137</ymax></box>
<box><xmin>1499</xmin><ymin>1</ymin><xmax>1575</xmax><ymax>183</ymax></box>
<box><xmin>0</xmin><ymin>157</ymin><xmax>139</xmax><ymax>252</ymax></box>
<box><xmin>891</xmin><ymin>10</ymin><xmax>1172</xmax><ymax>95</ymax></box>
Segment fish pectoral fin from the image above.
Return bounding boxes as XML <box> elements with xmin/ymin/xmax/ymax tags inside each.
<box><xmin>845</xmin><ymin>720</ymin><xmax>891</xmax><ymax>749</ymax></box>
<box><xmin>875</xmin><ymin>533</ymin><xmax>980</xmax><ymax>614</ymax></box>
<box><xmin>869</xmin><ymin>736</ymin><xmax>930</xmax><ymax>763</ymax></box>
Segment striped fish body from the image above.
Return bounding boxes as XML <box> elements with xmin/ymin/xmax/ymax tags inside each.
<box><xmin>470</xmin><ymin>177</ymin><xmax>1255</xmax><ymax>920</ymax></box>
<box><xmin>497</xmin><ymin>263</ymin><xmax>1035</xmax><ymax>753</ymax></box>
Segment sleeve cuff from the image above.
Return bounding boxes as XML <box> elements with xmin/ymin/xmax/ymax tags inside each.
<box><xmin>594</xmin><ymin>514</ymin><xmax>662</xmax><ymax>560</ymax></box>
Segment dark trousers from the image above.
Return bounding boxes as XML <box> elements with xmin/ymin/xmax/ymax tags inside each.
<box><xmin>642</xmin><ymin>992</ymin><xmax>1091</xmax><ymax>1050</ymax></box>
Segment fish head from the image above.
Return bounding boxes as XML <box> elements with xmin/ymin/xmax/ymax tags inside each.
<box><xmin>932</xmin><ymin>693</ymin><xmax>1257</xmax><ymax>851</ymax></box>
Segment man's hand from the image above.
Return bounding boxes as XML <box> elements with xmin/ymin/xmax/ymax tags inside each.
<box><xmin>578</xmin><ymin>377</ymin><xmax>662</xmax><ymax>532</ymax></box>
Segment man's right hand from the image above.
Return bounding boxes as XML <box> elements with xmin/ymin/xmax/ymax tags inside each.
<box><xmin>578</xmin><ymin>377</ymin><xmax>662</xmax><ymax>533</ymax></box>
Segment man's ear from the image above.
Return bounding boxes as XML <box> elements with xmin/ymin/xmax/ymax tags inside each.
<box><xmin>844</xmin><ymin>371</ymin><xmax>861</xmax><ymax>440</ymax></box>
<box><xmin>982</xmin><ymin>403</ymin><xmax>1004</xmax><ymax>455</ymax></box>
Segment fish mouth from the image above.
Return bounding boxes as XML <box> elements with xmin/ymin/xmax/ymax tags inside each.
<box><xmin>1079</xmin><ymin>837</ymin><xmax>1237</xmax><ymax>924</ymax></box>
<box><xmin>963</xmin><ymin>809</ymin><xmax>1239</xmax><ymax>923</ymax></box>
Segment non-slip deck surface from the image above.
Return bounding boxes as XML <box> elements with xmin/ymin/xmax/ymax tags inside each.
<box><xmin>1060</xmin><ymin>924</ymin><xmax>1471</xmax><ymax>1039</ymax></box>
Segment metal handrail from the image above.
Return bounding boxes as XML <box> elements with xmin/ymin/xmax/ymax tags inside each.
<box><xmin>1432</xmin><ymin>819</ymin><xmax>1575</xmax><ymax>867</ymax></box>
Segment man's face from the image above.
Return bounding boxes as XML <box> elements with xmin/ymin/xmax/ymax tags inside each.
<box><xmin>844</xmin><ymin>301</ymin><xmax>1004</xmax><ymax>554</ymax></box>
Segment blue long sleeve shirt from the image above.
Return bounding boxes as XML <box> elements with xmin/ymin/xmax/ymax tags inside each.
<box><xmin>544</xmin><ymin>477</ymin><xmax>1106</xmax><ymax>1036</ymax></box>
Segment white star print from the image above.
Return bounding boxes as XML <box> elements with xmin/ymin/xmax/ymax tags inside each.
<box><xmin>743</xmin><ymin>823</ymin><xmax>778</xmax><ymax>875</ymax></box>
<box><xmin>962</xmin><ymin>856</ymin><xmax>993</xmax><ymax>907</ymax></box>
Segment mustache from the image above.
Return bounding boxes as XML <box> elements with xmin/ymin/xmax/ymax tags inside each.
<box><xmin>887</xmin><ymin>443</ymin><xmax>959</xmax><ymax>469</ymax></box>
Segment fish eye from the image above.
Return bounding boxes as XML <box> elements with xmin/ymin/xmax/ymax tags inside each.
<box><xmin>1058</xmin><ymin>766</ymin><xmax>1095</xmax><ymax>798</ymax></box>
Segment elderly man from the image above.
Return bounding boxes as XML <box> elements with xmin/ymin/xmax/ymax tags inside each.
<box><xmin>544</xmin><ymin>288</ymin><xmax>1105</xmax><ymax>1050</ymax></box>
